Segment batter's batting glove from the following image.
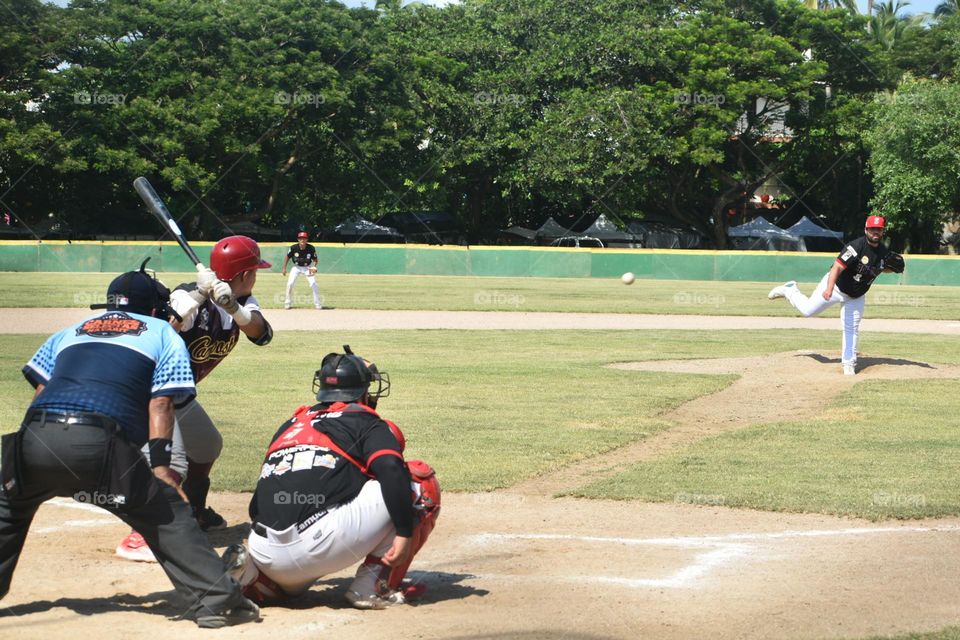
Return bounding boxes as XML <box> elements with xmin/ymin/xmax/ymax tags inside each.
<box><xmin>195</xmin><ymin>265</ymin><xmax>217</xmax><ymax>297</ymax></box>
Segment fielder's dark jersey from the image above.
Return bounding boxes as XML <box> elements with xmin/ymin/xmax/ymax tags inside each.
<box><xmin>835</xmin><ymin>236</ymin><xmax>890</xmax><ymax>299</ymax></box>
<box><xmin>286</xmin><ymin>243</ymin><xmax>317</xmax><ymax>267</ymax></box>
<box><xmin>22</xmin><ymin>311</ymin><xmax>195</xmax><ymax>444</ymax></box>
<box><xmin>172</xmin><ymin>285</ymin><xmax>273</xmax><ymax>384</ymax></box>
<box><xmin>250</xmin><ymin>401</ymin><xmax>413</xmax><ymax>535</ymax></box>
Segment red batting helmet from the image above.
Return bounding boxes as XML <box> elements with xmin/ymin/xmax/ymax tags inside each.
<box><xmin>210</xmin><ymin>235</ymin><xmax>271</xmax><ymax>281</ymax></box>
<box><xmin>865</xmin><ymin>215</ymin><xmax>886</xmax><ymax>229</ymax></box>
<box><xmin>297</xmin><ymin>231</ymin><xmax>308</xmax><ymax>239</ymax></box>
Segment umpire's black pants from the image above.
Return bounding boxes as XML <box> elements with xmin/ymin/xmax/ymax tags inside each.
<box><xmin>0</xmin><ymin>420</ymin><xmax>243</xmax><ymax>620</ymax></box>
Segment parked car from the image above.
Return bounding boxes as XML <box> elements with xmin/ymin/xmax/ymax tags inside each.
<box><xmin>549</xmin><ymin>235</ymin><xmax>605</xmax><ymax>248</ymax></box>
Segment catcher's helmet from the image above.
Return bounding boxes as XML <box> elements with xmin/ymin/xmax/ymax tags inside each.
<box><xmin>210</xmin><ymin>235</ymin><xmax>271</xmax><ymax>281</ymax></box>
<box><xmin>313</xmin><ymin>345</ymin><xmax>390</xmax><ymax>405</ymax></box>
<box><xmin>92</xmin><ymin>258</ymin><xmax>173</xmax><ymax>318</ymax></box>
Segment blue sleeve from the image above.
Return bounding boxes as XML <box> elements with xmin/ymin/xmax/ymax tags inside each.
<box><xmin>152</xmin><ymin>324</ymin><xmax>196</xmax><ymax>404</ymax></box>
<box><xmin>22</xmin><ymin>330</ymin><xmax>65</xmax><ymax>387</ymax></box>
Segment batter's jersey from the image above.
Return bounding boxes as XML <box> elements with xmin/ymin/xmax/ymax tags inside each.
<box><xmin>835</xmin><ymin>236</ymin><xmax>890</xmax><ymax>299</ymax></box>
<box><xmin>250</xmin><ymin>402</ymin><xmax>406</xmax><ymax>531</ymax></box>
<box><xmin>22</xmin><ymin>311</ymin><xmax>196</xmax><ymax>445</ymax></box>
<box><xmin>173</xmin><ymin>285</ymin><xmax>273</xmax><ymax>384</ymax></box>
<box><xmin>286</xmin><ymin>243</ymin><xmax>317</xmax><ymax>267</ymax></box>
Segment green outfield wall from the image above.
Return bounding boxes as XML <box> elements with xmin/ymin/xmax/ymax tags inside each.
<box><xmin>1</xmin><ymin>241</ymin><xmax>956</xmax><ymax>285</ymax></box>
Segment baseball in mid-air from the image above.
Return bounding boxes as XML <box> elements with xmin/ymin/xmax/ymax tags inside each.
<box><xmin>621</xmin><ymin>272</ymin><xmax>635</xmax><ymax>285</ymax></box>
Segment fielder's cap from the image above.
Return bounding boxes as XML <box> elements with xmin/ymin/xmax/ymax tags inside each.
<box><xmin>297</xmin><ymin>231</ymin><xmax>309</xmax><ymax>239</ymax></box>
<box><xmin>865</xmin><ymin>215</ymin><xmax>886</xmax><ymax>229</ymax></box>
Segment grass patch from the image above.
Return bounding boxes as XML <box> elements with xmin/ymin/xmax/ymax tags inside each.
<box><xmin>861</xmin><ymin>627</ymin><xmax>960</xmax><ymax>640</ymax></box>
<box><xmin>0</xmin><ymin>271</ymin><xmax>954</xmax><ymax>319</ymax></box>
<box><xmin>2</xmin><ymin>329</ymin><xmax>958</xmax><ymax>505</ymax></box>
<box><xmin>575</xmin><ymin>376</ymin><xmax>960</xmax><ymax>519</ymax></box>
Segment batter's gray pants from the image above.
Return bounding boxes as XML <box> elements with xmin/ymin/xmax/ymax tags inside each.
<box><xmin>142</xmin><ymin>399</ymin><xmax>223</xmax><ymax>477</ymax></box>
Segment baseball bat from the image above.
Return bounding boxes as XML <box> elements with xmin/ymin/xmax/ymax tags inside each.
<box><xmin>133</xmin><ymin>176</ymin><xmax>203</xmax><ymax>267</ymax></box>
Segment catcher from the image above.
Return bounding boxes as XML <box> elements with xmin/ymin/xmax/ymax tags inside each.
<box><xmin>222</xmin><ymin>346</ymin><xmax>440</xmax><ymax>609</ymax></box>
<box><xmin>281</xmin><ymin>231</ymin><xmax>322</xmax><ymax>310</ymax></box>
<box><xmin>768</xmin><ymin>215</ymin><xmax>905</xmax><ymax>375</ymax></box>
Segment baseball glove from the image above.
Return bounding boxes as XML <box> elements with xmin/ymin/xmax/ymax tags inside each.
<box><xmin>307</xmin><ymin>266</ymin><xmax>317</xmax><ymax>276</ymax></box>
<box><xmin>885</xmin><ymin>252</ymin><xmax>905</xmax><ymax>274</ymax></box>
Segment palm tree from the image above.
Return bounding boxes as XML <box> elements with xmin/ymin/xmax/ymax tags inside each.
<box><xmin>934</xmin><ymin>0</ymin><xmax>959</xmax><ymax>18</ymax></box>
<box><xmin>868</xmin><ymin>0</ymin><xmax>925</xmax><ymax>50</ymax></box>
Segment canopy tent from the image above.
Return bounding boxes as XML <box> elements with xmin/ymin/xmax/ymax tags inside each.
<box><xmin>627</xmin><ymin>221</ymin><xmax>705</xmax><ymax>249</ymax></box>
<box><xmin>534</xmin><ymin>217</ymin><xmax>574</xmax><ymax>242</ymax></box>
<box><xmin>378</xmin><ymin>211</ymin><xmax>462</xmax><ymax>244</ymax></box>
<box><xmin>326</xmin><ymin>216</ymin><xmax>405</xmax><ymax>243</ymax></box>
<box><xmin>581</xmin><ymin>214</ymin><xmax>636</xmax><ymax>245</ymax></box>
<box><xmin>499</xmin><ymin>225</ymin><xmax>538</xmax><ymax>243</ymax></box>
<box><xmin>786</xmin><ymin>216</ymin><xmax>844</xmax><ymax>252</ymax></box>
<box><xmin>727</xmin><ymin>216</ymin><xmax>805</xmax><ymax>251</ymax></box>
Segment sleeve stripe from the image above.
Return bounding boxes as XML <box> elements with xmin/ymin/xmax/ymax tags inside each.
<box><xmin>366</xmin><ymin>449</ymin><xmax>403</xmax><ymax>467</ymax></box>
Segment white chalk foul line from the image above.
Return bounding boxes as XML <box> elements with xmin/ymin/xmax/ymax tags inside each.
<box><xmin>30</xmin><ymin>497</ymin><xmax>116</xmax><ymax>534</ymax></box>
<box><xmin>469</xmin><ymin>526</ymin><xmax>960</xmax><ymax>589</ymax></box>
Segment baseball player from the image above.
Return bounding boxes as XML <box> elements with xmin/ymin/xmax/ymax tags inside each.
<box><xmin>221</xmin><ymin>346</ymin><xmax>440</xmax><ymax>609</ymax></box>
<box><xmin>281</xmin><ymin>231</ymin><xmax>322</xmax><ymax>310</ymax></box>
<box><xmin>0</xmin><ymin>261</ymin><xmax>259</xmax><ymax>627</ymax></box>
<box><xmin>768</xmin><ymin>215</ymin><xmax>905</xmax><ymax>375</ymax></box>
<box><xmin>117</xmin><ymin>235</ymin><xmax>274</xmax><ymax>561</ymax></box>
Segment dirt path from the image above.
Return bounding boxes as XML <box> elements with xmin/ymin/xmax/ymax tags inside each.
<box><xmin>2</xmin><ymin>309</ymin><xmax>960</xmax><ymax>640</ymax></box>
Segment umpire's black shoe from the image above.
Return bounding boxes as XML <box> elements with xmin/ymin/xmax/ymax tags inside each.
<box><xmin>195</xmin><ymin>597</ymin><xmax>260</xmax><ymax>628</ymax></box>
<box><xmin>195</xmin><ymin>506</ymin><xmax>228</xmax><ymax>531</ymax></box>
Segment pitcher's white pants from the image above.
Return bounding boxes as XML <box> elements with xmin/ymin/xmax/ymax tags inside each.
<box><xmin>247</xmin><ymin>481</ymin><xmax>395</xmax><ymax>595</ymax></box>
<box><xmin>285</xmin><ymin>265</ymin><xmax>322</xmax><ymax>308</ymax></box>
<box><xmin>783</xmin><ymin>273</ymin><xmax>865</xmax><ymax>366</ymax></box>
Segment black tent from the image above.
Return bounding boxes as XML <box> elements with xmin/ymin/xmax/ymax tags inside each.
<box><xmin>727</xmin><ymin>217</ymin><xmax>805</xmax><ymax>251</ymax></box>
<box><xmin>499</xmin><ymin>225</ymin><xmax>538</xmax><ymax>243</ymax></box>
<box><xmin>626</xmin><ymin>221</ymin><xmax>705</xmax><ymax>249</ymax></box>
<box><xmin>581</xmin><ymin>214</ymin><xmax>636</xmax><ymax>246</ymax></box>
<box><xmin>786</xmin><ymin>216</ymin><xmax>844</xmax><ymax>252</ymax></box>
<box><xmin>326</xmin><ymin>217</ymin><xmax>405</xmax><ymax>243</ymax></box>
<box><xmin>378</xmin><ymin>211</ymin><xmax>462</xmax><ymax>244</ymax></box>
<box><xmin>534</xmin><ymin>217</ymin><xmax>573</xmax><ymax>243</ymax></box>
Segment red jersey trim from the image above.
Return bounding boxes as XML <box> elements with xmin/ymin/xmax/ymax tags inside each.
<box><xmin>366</xmin><ymin>449</ymin><xmax>403</xmax><ymax>467</ymax></box>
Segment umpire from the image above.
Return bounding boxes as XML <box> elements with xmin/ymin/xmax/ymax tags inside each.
<box><xmin>0</xmin><ymin>261</ymin><xmax>259</xmax><ymax>628</ymax></box>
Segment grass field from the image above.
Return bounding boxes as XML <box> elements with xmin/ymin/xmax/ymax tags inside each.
<box><xmin>3</xmin><ymin>326</ymin><xmax>959</xmax><ymax>521</ymax></box>
<box><xmin>0</xmin><ymin>271</ymin><xmax>954</xmax><ymax>318</ymax></box>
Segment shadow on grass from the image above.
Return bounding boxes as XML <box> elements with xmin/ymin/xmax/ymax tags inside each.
<box><xmin>798</xmin><ymin>352</ymin><xmax>935</xmax><ymax>371</ymax></box>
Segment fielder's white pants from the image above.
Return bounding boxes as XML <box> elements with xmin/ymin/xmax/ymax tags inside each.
<box><xmin>248</xmin><ymin>480</ymin><xmax>396</xmax><ymax>595</ymax></box>
<box><xmin>783</xmin><ymin>273</ymin><xmax>865</xmax><ymax>366</ymax></box>
<box><xmin>285</xmin><ymin>266</ymin><xmax>322</xmax><ymax>308</ymax></box>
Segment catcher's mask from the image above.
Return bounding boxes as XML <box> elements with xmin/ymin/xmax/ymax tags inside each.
<box><xmin>91</xmin><ymin>258</ymin><xmax>178</xmax><ymax>320</ymax></box>
<box><xmin>312</xmin><ymin>344</ymin><xmax>390</xmax><ymax>407</ymax></box>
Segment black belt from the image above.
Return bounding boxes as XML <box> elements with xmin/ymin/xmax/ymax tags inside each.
<box><xmin>25</xmin><ymin>409</ymin><xmax>117</xmax><ymax>429</ymax></box>
<box><xmin>251</xmin><ymin>510</ymin><xmax>329</xmax><ymax>537</ymax></box>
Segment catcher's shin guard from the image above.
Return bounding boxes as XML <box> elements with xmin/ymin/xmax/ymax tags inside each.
<box><xmin>380</xmin><ymin>459</ymin><xmax>442</xmax><ymax>593</ymax></box>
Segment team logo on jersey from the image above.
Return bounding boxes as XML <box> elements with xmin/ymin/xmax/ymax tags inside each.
<box><xmin>77</xmin><ymin>312</ymin><xmax>147</xmax><ymax>338</ymax></box>
<box><xmin>861</xmin><ymin>256</ymin><xmax>869</xmax><ymax>264</ymax></box>
<box><xmin>188</xmin><ymin>334</ymin><xmax>238</xmax><ymax>364</ymax></box>
<box><xmin>198</xmin><ymin>308</ymin><xmax>210</xmax><ymax>332</ymax></box>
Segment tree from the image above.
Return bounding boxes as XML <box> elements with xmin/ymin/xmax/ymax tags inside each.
<box><xmin>865</xmin><ymin>77</ymin><xmax>960</xmax><ymax>251</ymax></box>
<box><xmin>934</xmin><ymin>0</ymin><xmax>959</xmax><ymax>18</ymax></box>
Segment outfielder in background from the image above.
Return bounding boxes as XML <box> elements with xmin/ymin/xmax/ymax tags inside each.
<box><xmin>222</xmin><ymin>346</ymin><xmax>440</xmax><ymax>609</ymax></box>
<box><xmin>768</xmin><ymin>215</ymin><xmax>905</xmax><ymax>375</ymax></box>
<box><xmin>117</xmin><ymin>235</ymin><xmax>274</xmax><ymax>561</ymax></box>
<box><xmin>281</xmin><ymin>231</ymin><xmax>322</xmax><ymax>310</ymax></box>
<box><xmin>0</xmin><ymin>262</ymin><xmax>259</xmax><ymax>627</ymax></box>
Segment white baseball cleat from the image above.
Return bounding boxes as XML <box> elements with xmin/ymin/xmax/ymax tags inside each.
<box><xmin>116</xmin><ymin>530</ymin><xmax>157</xmax><ymax>563</ymax></box>
<box><xmin>767</xmin><ymin>281</ymin><xmax>797</xmax><ymax>300</ymax></box>
<box><xmin>843</xmin><ymin>363</ymin><xmax>856</xmax><ymax>376</ymax></box>
<box><xmin>345</xmin><ymin>562</ymin><xmax>406</xmax><ymax>610</ymax></box>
